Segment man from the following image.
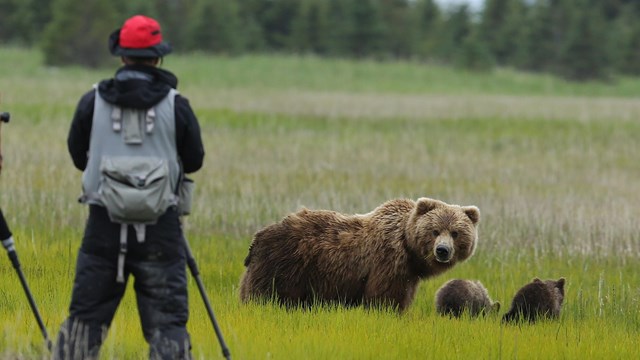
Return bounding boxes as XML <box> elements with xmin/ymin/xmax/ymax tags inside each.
<box><xmin>54</xmin><ymin>15</ymin><xmax>204</xmax><ymax>360</ymax></box>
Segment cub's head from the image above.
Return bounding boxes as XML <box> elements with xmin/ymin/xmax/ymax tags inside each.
<box><xmin>536</xmin><ymin>277</ymin><xmax>566</xmax><ymax>308</ymax></box>
<box><xmin>406</xmin><ymin>197</ymin><xmax>480</xmax><ymax>274</ymax></box>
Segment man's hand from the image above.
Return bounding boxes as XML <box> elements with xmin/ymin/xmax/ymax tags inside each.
<box><xmin>1</xmin><ymin>110</ymin><xmax>7</xmax><ymax>176</ymax></box>
<box><xmin>0</xmin><ymin>124</ymin><xmax>3</xmax><ymax>176</ymax></box>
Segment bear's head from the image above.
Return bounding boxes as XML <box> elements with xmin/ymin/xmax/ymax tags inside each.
<box><xmin>535</xmin><ymin>277</ymin><xmax>565</xmax><ymax>308</ymax></box>
<box><xmin>406</xmin><ymin>197</ymin><xmax>480</xmax><ymax>275</ymax></box>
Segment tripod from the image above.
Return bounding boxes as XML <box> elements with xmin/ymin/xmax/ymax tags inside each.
<box><xmin>1</xmin><ymin>112</ymin><xmax>52</xmax><ymax>351</ymax></box>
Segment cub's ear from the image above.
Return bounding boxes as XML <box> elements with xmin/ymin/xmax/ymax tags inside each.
<box><xmin>492</xmin><ymin>301</ymin><xmax>501</xmax><ymax>313</ymax></box>
<box><xmin>556</xmin><ymin>277</ymin><xmax>566</xmax><ymax>290</ymax></box>
<box><xmin>462</xmin><ymin>206</ymin><xmax>480</xmax><ymax>225</ymax></box>
<box><xmin>532</xmin><ymin>278</ymin><xmax>542</xmax><ymax>283</ymax></box>
<box><xmin>415</xmin><ymin>198</ymin><xmax>442</xmax><ymax>216</ymax></box>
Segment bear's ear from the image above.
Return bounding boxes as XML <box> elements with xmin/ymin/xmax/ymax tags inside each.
<box><xmin>556</xmin><ymin>278</ymin><xmax>565</xmax><ymax>291</ymax></box>
<box><xmin>415</xmin><ymin>198</ymin><xmax>441</xmax><ymax>216</ymax></box>
<box><xmin>532</xmin><ymin>277</ymin><xmax>542</xmax><ymax>283</ymax></box>
<box><xmin>462</xmin><ymin>206</ymin><xmax>480</xmax><ymax>225</ymax></box>
<box><xmin>492</xmin><ymin>301</ymin><xmax>501</xmax><ymax>313</ymax></box>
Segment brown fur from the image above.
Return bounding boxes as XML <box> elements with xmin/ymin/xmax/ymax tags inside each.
<box><xmin>435</xmin><ymin>279</ymin><xmax>500</xmax><ymax>318</ymax></box>
<box><xmin>502</xmin><ymin>277</ymin><xmax>565</xmax><ymax>323</ymax></box>
<box><xmin>239</xmin><ymin>197</ymin><xmax>480</xmax><ymax>312</ymax></box>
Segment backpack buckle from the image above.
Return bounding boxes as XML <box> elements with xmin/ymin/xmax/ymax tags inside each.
<box><xmin>146</xmin><ymin>108</ymin><xmax>155</xmax><ymax>133</ymax></box>
<box><xmin>112</xmin><ymin>108</ymin><xmax>122</xmax><ymax>132</ymax></box>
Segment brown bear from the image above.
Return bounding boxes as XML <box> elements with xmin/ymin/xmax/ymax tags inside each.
<box><xmin>239</xmin><ymin>197</ymin><xmax>480</xmax><ymax>312</ymax></box>
<box><xmin>502</xmin><ymin>277</ymin><xmax>565</xmax><ymax>323</ymax></box>
<box><xmin>435</xmin><ymin>279</ymin><xmax>500</xmax><ymax>318</ymax></box>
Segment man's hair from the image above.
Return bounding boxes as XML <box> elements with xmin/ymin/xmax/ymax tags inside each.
<box><xmin>123</xmin><ymin>56</ymin><xmax>162</xmax><ymax>65</ymax></box>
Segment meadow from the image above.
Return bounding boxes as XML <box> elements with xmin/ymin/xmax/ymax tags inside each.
<box><xmin>0</xmin><ymin>47</ymin><xmax>639</xmax><ymax>359</ymax></box>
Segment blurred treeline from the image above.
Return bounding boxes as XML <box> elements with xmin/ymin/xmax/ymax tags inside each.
<box><xmin>1</xmin><ymin>0</ymin><xmax>640</xmax><ymax>81</ymax></box>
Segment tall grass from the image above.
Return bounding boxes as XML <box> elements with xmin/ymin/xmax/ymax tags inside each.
<box><xmin>0</xmin><ymin>47</ymin><xmax>639</xmax><ymax>359</ymax></box>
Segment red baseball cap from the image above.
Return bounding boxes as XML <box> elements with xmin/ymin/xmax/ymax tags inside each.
<box><xmin>108</xmin><ymin>15</ymin><xmax>172</xmax><ymax>57</ymax></box>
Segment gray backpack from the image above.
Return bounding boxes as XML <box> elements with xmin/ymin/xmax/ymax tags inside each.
<box><xmin>99</xmin><ymin>155</ymin><xmax>176</xmax><ymax>224</ymax></box>
<box><xmin>87</xmin><ymin>90</ymin><xmax>192</xmax><ymax>282</ymax></box>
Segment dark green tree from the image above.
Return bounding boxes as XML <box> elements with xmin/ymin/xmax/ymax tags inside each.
<box><xmin>610</xmin><ymin>3</ymin><xmax>640</xmax><ymax>75</ymax></box>
<box><xmin>379</xmin><ymin>0</ymin><xmax>417</xmax><ymax>59</ymax></box>
<box><xmin>236</xmin><ymin>0</ymin><xmax>267</xmax><ymax>51</ymax></box>
<box><xmin>557</xmin><ymin>3</ymin><xmax>610</xmax><ymax>80</ymax></box>
<box><xmin>290</xmin><ymin>0</ymin><xmax>331</xmax><ymax>54</ymax></box>
<box><xmin>515</xmin><ymin>0</ymin><xmax>571</xmax><ymax>73</ymax></box>
<box><xmin>455</xmin><ymin>29</ymin><xmax>495</xmax><ymax>72</ymax></box>
<box><xmin>0</xmin><ymin>0</ymin><xmax>22</xmax><ymax>42</ymax></box>
<box><xmin>258</xmin><ymin>0</ymin><xmax>300</xmax><ymax>51</ymax></box>
<box><xmin>598</xmin><ymin>0</ymin><xmax>629</xmax><ymax>21</ymax></box>
<box><xmin>41</xmin><ymin>0</ymin><xmax>120</xmax><ymax>67</ymax></box>
<box><xmin>120</xmin><ymin>0</ymin><xmax>158</xmax><ymax>19</ymax></box>
<box><xmin>414</xmin><ymin>0</ymin><xmax>443</xmax><ymax>61</ymax></box>
<box><xmin>324</xmin><ymin>0</ymin><xmax>351</xmax><ymax>56</ymax></box>
<box><xmin>1</xmin><ymin>0</ymin><xmax>52</xmax><ymax>44</ymax></box>
<box><xmin>479</xmin><ymin>0</ymin><xmax>527</xmax><ymax>65</ymax></box>
<box><xmin>152</xmin><ymin>0</ymin><xmax>193</xmax><ymax>52</ymax></box>
<box><xmin>344</xmin><ymin>0</ymin><xmax>386</xmax><ymax>58</ymax></box>
<box><xmin>438</xmin><ymin>4</ymin><xmax>474</xmax><ymax>64</ymax></box>
<box><xmin>185</xmin><ymin>0</ymin><xmax>242</xmax><ymax>54</ymax></box>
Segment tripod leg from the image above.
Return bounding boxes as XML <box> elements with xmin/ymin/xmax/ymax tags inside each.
<box><xmin>182</xmin><ymin>235</ymin><xmax>231</xmax><ymax>360</ymax></box>
<box><xmin>1</xmin><ymin>209</ymin><xmax>52</xmax><ymax>351</ymax></box>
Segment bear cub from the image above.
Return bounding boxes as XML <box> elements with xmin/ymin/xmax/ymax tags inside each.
<box><xmin>435</xmin><ymin>279</ymin><xmax>500</xmax><ymax>318</ymax></box>
<box><xmin>502</xmin><ymin>277</ymin><xmax>565</xmax><ymax>323</ymax></box>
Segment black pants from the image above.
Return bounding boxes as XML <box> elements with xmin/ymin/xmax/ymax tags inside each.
<box><xmin>54</xmin><ymin>206</ymin><xmax>191</xmax><ymax>360</ymax></box>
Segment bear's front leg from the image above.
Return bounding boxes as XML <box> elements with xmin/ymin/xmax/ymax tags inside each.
<box><xmin>363</xmin><ymin>274</ymin><xmax>418</xmax><ymax>313</ymax></box>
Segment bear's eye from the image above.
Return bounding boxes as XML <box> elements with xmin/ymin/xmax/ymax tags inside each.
<box><xmin>451</xmin><ymin>231</ymin><xmax>458</xmax><ymax>239</ymax></box>
<box><xmin>432</xmin><ymin>230</ymin><xmax>440</xmax><ymax>237</ymax></box>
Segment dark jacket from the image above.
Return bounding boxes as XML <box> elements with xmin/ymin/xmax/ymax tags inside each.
<box><xmin>67</xmin><ymin>64</ymin><xmax>205</xmax><ymax>174</ymax></box>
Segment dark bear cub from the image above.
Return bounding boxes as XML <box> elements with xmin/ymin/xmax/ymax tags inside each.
<box><xmin>502</xmin><ymin>277</ymin><xmax>565</xmax><ymax>323</ymax></box>
<box><xmin>435</xmin><ymin>279</ymin><xmax>500</xmax><ymax>318</ymax></box>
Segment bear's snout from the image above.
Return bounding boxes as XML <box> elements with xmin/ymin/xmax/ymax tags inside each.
<box><xmin>435</xmin><ymin>244</ymin><xmax>453</xmax><ymax>263</ymax></box>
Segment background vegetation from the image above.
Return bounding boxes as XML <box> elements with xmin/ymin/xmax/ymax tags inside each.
<box><xmin>3</xmin><ymin>0</ymin><xmax>640</xmax><ymax>80</ymax></box>
<box><xmin>0</xmin><ymin>47</ymin><xmax>639</xmax><ymax>359</ymax></box>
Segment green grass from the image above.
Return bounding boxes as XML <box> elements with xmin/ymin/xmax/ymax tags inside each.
<box><xmin>1</xmin><ymin>47</ymin><xmax>639</xmax><ymax>359</ymax></box>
